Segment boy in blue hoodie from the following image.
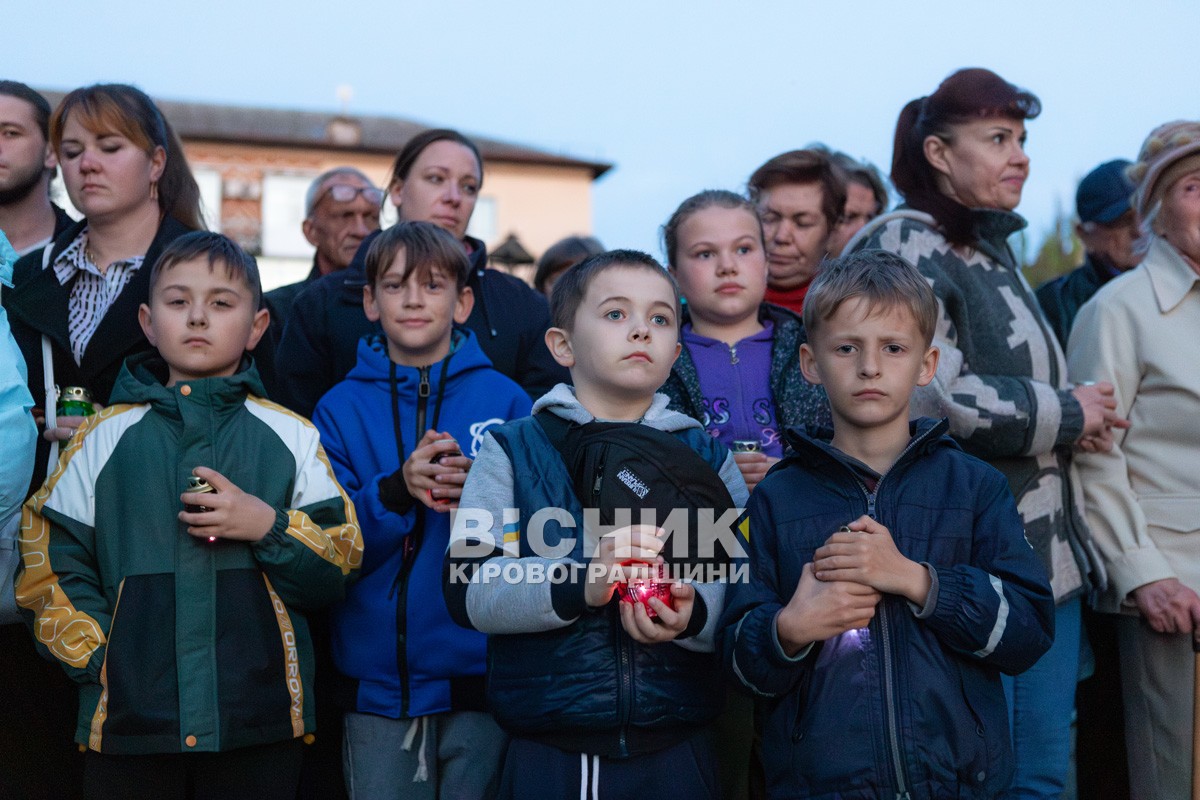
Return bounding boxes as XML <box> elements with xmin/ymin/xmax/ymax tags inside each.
<box><xmin>721</xmin><ymin>249</ymin><xmax>1055</xmax><ymax>800</ymax></box>
<box><xmin>312</xmin><ymin>221</ymin><xmax>531</xmax><ymax>799</ymax></box>
<box><xmin>445</xmin><ymin>250</ymin><xmax>748</xmax><ymax>799</ymax></box>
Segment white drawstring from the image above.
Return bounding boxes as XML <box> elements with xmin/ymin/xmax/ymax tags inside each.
<box><xmin>579</xmin><ymin>753</ymin><xmax>600</xmax><ymax>799</ymax></box>
<box><xmin>401</xmin><ymin>717</ymin><xmax>429</xmax><ymax>783</ymax></box>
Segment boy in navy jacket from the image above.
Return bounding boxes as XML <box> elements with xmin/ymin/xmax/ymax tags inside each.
<box><xmin>312</xmin><ymin>222</ymin><xmax>531</xmax><ymax>798</ymax></box>
<box><xmin>445</xmin><ymin>250</ymin><xmax>748</xmax><ymax>799</ymax></box>
<box><xmin>722</xmin><ymin>249</ymin><xmax>1054</xmax><ymax>800</ymax></box>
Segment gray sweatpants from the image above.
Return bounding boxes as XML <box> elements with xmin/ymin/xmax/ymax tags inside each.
<box><xmin>343</xmin><ymin>710</ymin><xmax>507</xmax><ymax>800</ymax></box>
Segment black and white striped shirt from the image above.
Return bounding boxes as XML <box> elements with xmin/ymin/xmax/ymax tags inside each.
<box><xmin>51</xmin><ymin>230</ymin><xmax>145</xmax><ymax>365</ymax></box>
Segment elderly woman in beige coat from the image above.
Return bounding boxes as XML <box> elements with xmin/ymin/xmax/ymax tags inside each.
<box><xmin>1068</xmin><ymin>120</ymin><xmax>1200</xmax><ymax>799</ymax></box>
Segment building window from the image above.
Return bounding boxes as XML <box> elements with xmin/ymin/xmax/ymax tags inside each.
<box><xmin>467</xmin><ymin>196</ymin><xmax>497</xmax><ymax>244</ymax></box>
<box><xmin>194</xmin><ymin>169</ymin><xmax>223</xmax><ymax>232</ymax></box>
<box><xmin>261</xmin><ymin>173</ymin><xmax>315</xmax><ymax>259</ymax></box>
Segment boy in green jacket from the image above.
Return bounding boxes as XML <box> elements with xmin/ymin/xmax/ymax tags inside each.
<box><xmin>17</xmin><ymin>232</ymin><xmax>362</xmax><ymax>800</ymax></box>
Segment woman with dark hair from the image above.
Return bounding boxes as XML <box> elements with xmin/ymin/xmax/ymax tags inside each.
<box><xmin>0</xmin><ymin>82</ymin><xmax>200</xmax><ymax>800</ymax></box>
<box><xmin>274</xmin><ymin>128</ymin><xmax>567</xmax><ymax>417</ymax></box>
<box><xmin>848</xmin><ymin>68</ymin><xmax>1124</xmax><ymax>798</ymax></box>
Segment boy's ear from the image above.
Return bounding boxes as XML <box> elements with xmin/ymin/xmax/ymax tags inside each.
<box><xmin>245</xmin><ymin>308</ymin><xmax>271</xmax><ymax>352</ymax></box>
<box><xmin>544</xmin><ymin>327</ymin><xmax>575</xmax><ymax>368</ymax></box>
<box><xmin>362</xmin><ymin>284</ymin><xmax>381</xmax><ymax>323</ymax></box>
<box><xmin>453</xmin><ymin>285</ymin><xmax>475</xmax><ymax>324</ymax></box>
<box><xmin>798</xmin><ymin>342</ymin><xmax>822</xmax><ymax>385</ymax></box>
<box><xmin>137</xmin><ymin>302</ymin><xmax>157</xmax><ymax>346</ymax></box>
<box><xmin>917</xmin><ymin>344</ymin><xmax>940</xmax><ymax>387</ymax></box>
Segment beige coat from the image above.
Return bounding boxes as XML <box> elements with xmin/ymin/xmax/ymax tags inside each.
<box><xmin>1067</xmin><ymin>236</ymin><xmax>1200</xmax><ymax>613</ymax></box>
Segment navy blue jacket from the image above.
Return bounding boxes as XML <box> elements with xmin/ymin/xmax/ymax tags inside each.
<box><xmin>722</xmin><ymin>419</ymin><xmax>1054</xmax><ymax>800</ymax></box>
<box><xmin>312</xmin><ymin>328</ymin><xmax>531</xmax><ymax>719</ymax></box>
<box><xmin>273</xmin><ymin>232</ymin><xmax>567</xmax><ymax>417</ymax></box>
<box><xmin>445</xmin><ymin>392</ymin><xmax>746</xmax><ymax>759</ymax></box>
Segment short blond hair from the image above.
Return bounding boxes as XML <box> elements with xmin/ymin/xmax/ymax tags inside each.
<box><xmin>802</xmin><ymin>249</ymin><xmax>937</xmax><ymax>346</ymax></box>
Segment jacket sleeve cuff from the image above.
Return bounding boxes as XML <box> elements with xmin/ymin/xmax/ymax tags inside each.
<box><xmin>681</xmin><ymin>589</ymin><xmax>709</xmax><ymax>639</ymax></box>
<box><xmin>378</xmin><ymin>471</ymin><xmax>416</xmax><ymax>515</ymax></box>
<box><xmin>1108</xmin><ymin>548</ymin><xmax>1178</xmax><ymax>607</ymax></box>
<box><xmin>909</xmin><ymin>563</ymin><xmax>940</xmax><ymax>619</ymax></box>
<box><xmin>550</xmin><ymin>568</ymin><xmax>589</xmax><ymax>621</ymax></box>
<box><xmin>771</xmin><ymin>610</ymin><xmax>814</xmax><ymax>663</ymax></box>
<box><xmin>1055</xmin><ymin>389</ymin><xmax>1085</xmax><ymax>447</ymax></box>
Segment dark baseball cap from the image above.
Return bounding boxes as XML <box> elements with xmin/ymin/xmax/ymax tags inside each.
<box><xmin>1076</xmin><ymin>159</ymin><xmax>1134</xmax><ymax>224</ymax></box>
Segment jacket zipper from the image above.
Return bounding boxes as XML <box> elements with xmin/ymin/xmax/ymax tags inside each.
<box><xmin>393</xmin><ymin>366</ymin><xmax>432</xmax><ymax>718</ymax></box>
<box><xmin>592</xmin><ymin>449</ymin><xmax>631</xmax><ymax>756</ymax></box>
<box><xmin>416</xmin><ymin>366</ymin><xmax>431</xmax><ymax>439</ymax></box>
<box><xmin>846</xmin><ymin>432</ymin><xmax>930</xmax><ymax>800</ymax></box>
<box><xmin>617</xmin><ymin>621</ymin><xmax>633</xmax><ymax>757</ymax></box>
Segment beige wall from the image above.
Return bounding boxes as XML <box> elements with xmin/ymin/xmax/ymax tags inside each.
<box><xmin>483</xmin><ymin>162</ymin><xmax>595</xmax><ymax>256</ymax></box>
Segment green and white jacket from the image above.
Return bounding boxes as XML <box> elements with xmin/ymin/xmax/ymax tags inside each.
<box><xmin>17</xmin><ymin>353</ymin><xmax>362</xmax><ymax>755</ymax></box>
<box><xmin>851</xmin><ymin>207</ymin><xmax>1100</xmax><ymax>602</ymax></box>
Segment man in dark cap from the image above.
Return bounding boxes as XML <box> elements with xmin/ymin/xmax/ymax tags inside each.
<box><xmin>1037</xmin><ymin>159</ymin><xmax>1140</xmax><ymax>346</ymax></box>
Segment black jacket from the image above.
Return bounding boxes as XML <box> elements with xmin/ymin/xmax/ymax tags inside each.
<box><xmin>257</xmin><ymin>259</ymin><xmax>321</xmax><ymax>401</ymax></box>
<box><xmin>1035</xmin><ymin>255</ymin><xmax>1120</xmax><ymax>349</ymax></box>
<box><xmin>272</xmin><ymin>232</ymin><xmax>567</xmax><ymax>417</ymax></box>
<box><xmin>4</xmin><ymin>215</ymin><xmax>194</xmax><ymax>496</ymax></box>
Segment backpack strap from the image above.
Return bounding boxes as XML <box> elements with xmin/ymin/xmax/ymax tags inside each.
<box><xmin>533</xmin><ymin>409</ymin><xmax>573</xmax><ymax>462</ymax></box>
<box><xmin>40</xmin><ymin>244</ymin><xmax>60</xmax><ymax>474</ymax></box>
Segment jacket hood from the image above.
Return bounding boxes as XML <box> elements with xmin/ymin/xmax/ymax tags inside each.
<box><xmin>532</xmin><ymin>382</ymin><xmax>703</xmax><ymax>433</ymax></box>
<box><xmin>344</xmin><ymin>326</ymin><xmax>494</xmax><ymax>394</ymax></box>
<box><xmin>110</xmin><ymin>351</ymin><xmax>265</xmax><ymax>410</ymax></box>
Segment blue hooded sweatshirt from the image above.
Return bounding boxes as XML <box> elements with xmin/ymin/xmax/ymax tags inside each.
<box><xmin>312</xmin><ymin>327</ymin><xmax>531</xmax><ymax>719</ymax></box>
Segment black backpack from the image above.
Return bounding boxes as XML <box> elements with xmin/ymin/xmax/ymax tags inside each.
<box><xmin>535</xmin><ymin>412</ymin><xmax>738</xmax><ymax>570</ymax></box>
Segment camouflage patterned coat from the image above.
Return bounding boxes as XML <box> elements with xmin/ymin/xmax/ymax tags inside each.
<box><xmin>852</xmin><ymin>207</ymin><xmax>1100</xmax><ymax>602</ymax></box>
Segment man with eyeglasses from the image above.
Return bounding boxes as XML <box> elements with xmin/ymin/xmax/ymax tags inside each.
<box><xmin>259</xmin><ymin>167</ymin><xmax>382</xmax><ymax>399</ymax></box>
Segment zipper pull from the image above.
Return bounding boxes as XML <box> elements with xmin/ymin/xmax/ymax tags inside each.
<box><xmin>729</xmin><ymin>345</ymin><xmax>739</xmax><ymax>365</ymax></box>
<box><xmin>418</xmin><ymin>366</ymin><xmax>431</xmax><ymax>398</ymax></box>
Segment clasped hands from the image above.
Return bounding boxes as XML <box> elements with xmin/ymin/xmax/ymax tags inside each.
<box><xmin>776</xmin><ymin>516</ymin><xmax>929</xmax><ymax>656</ymax></box>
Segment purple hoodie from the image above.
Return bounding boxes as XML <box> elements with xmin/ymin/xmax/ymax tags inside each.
<box><xmin>680</xmin><ymin>321</ymin><xmax>782</xmax><ymax>458</ymax></box>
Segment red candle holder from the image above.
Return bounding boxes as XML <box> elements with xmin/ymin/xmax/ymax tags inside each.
<box><xmin>616</xmin><ymin>560</ymin><xmax>675</xmax><ymax>619</ymax></box>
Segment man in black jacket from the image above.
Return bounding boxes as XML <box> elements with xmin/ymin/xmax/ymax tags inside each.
<box><xmin>1036</xmin><ymin>159</ymin><xmax>1139</xmax><ymax>347</ymax></box>
<box><xmin>257</xmin><ymin>167</ymin><xmax>381</xmax><ymax>399</ymax></box>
